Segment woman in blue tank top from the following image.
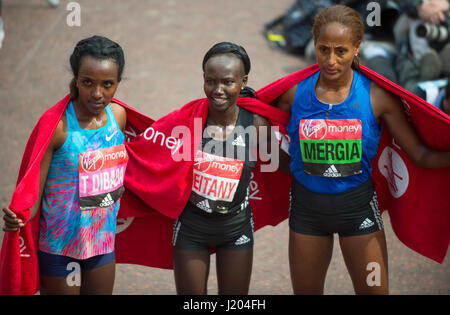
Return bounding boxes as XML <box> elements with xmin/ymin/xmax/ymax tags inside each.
<box><xmin>276</xmin><ymin>5</ymin><xmax>450</xmax><ymax>294</ymax></box>
<box><xmin>2</xmin><ymin>36</ymin><xmax>128</xmax><ymax>295</ymax></box>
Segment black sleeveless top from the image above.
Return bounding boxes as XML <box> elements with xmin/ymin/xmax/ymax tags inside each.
<box><xmin>189</xmin><ymin>107</ymin><xmax>257</xmax><ymax>214</ymax></box>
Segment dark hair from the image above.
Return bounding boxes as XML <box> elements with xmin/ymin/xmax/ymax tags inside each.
<box><xmin>202</xmin><ymin>42</ymin><xmax>257</xmax><ymax>98</ymax></box>
<box><xmin>312</xmin><ymin>5</ymin><xmax>364</xmax><ymax>71</ymax></box>
<box><xmin>69</xmin><ymin>35</ymin><xmax>125</xmax><ymax>100</ymax></box>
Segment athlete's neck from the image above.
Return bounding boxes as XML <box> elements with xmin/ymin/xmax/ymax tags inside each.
<box><xmin>317</xmin><ymin>68</ymin><xmax>354</xmax><ymax>92</ymax></box>
<box><xmin>207</xmin><ymin>105</ymin><xmax>239</xmax><ymax>128</ymax></box>
<box><xmin>72</xmin><ymin>99</ymin><xmax>108</xmax><ymax>129</ymax></box>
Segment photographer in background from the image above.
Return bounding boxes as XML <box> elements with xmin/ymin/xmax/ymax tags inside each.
<box><xmin>399</xmin><ymin>0</ymin><xmax>449</xmax><ymax>25</ymax></box>
<box><xmin>430</xmin><ymin>77</ymin><xmax>450</xmax><ymax>115</ymax></box>
<box><xmin>393</xmin><ymin>0</ymin><xmax>449</xmax><ymax>99</ymax></box>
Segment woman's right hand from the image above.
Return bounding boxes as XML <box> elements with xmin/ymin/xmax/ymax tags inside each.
<box><xmin>2</xmin><ymin>208</ymin><xmax>25</xmax><ymax>232</ymax></box>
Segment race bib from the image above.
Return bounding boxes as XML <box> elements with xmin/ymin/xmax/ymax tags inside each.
<box><xmin>299</xmin><ymin>119</ymin><xmax>362</xmax><ymax>177</ymax></box>
<box><xmin>192</xmin><ymin>151</ymin><xmax>244</xmax><ymax>202</ymax></box>
<box><xmin>78</xmin><ymin>144</ymin><xmax>128</xmax><ymax>210</ymax></box>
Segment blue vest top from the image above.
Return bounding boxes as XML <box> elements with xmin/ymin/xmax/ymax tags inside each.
<box><xmin>39</xmin><ymin>101</ymin><xmax>125</xmax><ymax>259</ymax></box>
<box><xmin>286</xmin><ymin>70</ymin><xmax>381</xmax><ymax>194</ymax></box>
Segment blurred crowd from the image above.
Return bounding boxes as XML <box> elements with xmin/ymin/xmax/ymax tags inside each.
<box><xmin>0</xmin><ymin>1</ymin><xmax>448</xmax><ymax>114</ymax></box>
<box><xmin>265</xmin><ymin>0</ymin><xmax>450</xmax><ymax>115</ymax></box>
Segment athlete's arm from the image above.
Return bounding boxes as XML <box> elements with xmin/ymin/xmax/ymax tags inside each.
<box><xmin>274</xmin><ymin>85</ymin><xmax>297</xmax><ymax>113</ymax></box>
<box><xmin>371</xmin><ymin>82</ymin><xmax>450</xmax><ymax>168</ymax></box>
<box><xmin>254</xmin><ymin>114</ymin><xmax>273</xmax><ymax>158</ymax></box>
<box><xmin>29</xmin><ymin>116</ymin><xmax>67</xmax><ymax>221</ymax></box>
<box><xmin>271</xmin><ymin>86</ymin><xmax>297</xmax><ymax>174</ymax></box>
<box><xmin>2</xmin><ymin>116</ymin><xmax>67</xmax><ymax>231</ymax></box>
<box><xmin>254</xmin><ymin>114</ymin><xmax>291</xmax><ymax>173</ymax></box>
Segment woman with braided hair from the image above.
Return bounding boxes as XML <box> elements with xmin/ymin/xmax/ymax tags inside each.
<box><xmin>2</xmin><ymin>35</ymin><xmax>128</xmax><ymax>294</ymax></box>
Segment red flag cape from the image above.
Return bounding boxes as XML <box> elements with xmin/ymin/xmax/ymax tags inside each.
<box><xmin>1</xmin><ymin>64</ymin><xmax>448</xmax><ymax>295</ymax></box>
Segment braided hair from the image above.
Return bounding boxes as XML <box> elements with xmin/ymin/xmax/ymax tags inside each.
<box><xmin>202</xmin><ymin>42</ymin><xmax>257</xmax><ymax>98</ymax></box>
<box><xmin>69</xmin><ymin>35</ymin><xmax>125</xmax><ymax>100</ymax></box>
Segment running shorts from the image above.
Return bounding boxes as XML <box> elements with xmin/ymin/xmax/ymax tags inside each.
<box><xmin>38</xmin><ymin>250</ymin><xmax>115</xmax><ymax>277</ymax></box>
<box><xmin>173</xmin><ymin>203</ymin><xmax>254</xmax><ymax>251</ymax></box>
<box><xmin>289</xmin><ymin>178</ymin><xmax>384</xmax><ymax>237</ymax></box>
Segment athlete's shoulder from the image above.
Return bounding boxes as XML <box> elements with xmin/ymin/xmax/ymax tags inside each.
<box><xmin>110</xmin><ymin>101</ymin><xmax>126</xmax><ymax>113</ymax></box>
<box><xmin>110</xmin><ymin>101</ymin><xmax>127</xmax><ymax>131</ymax></box>
<box><xmin>354</xmin><ymin>68</ymin><xmax>371</xmax><ymax>83</ymax></box>
<box><xmin>370</xmin><ymin>81</ymin><xmax>398</xmax><ymax>103</ymax></box>
<box><xmin>369</xmin><ymin>80</ymin><xmax>402</xmax><ymax>119</ymax></box>
<box><xmin>275</xmin><ymin>85</ymin><xmax>297</xmax><ymax>113</ymax></box>
<box><xmin>50</xmin><ymin>113</ymin><xmax>68</xmax><ymax>151</ymax></box>
<box><xmin>253</xmin><ymin>113</ymin><xmax>270</xmax><ymax>128</ymax></box>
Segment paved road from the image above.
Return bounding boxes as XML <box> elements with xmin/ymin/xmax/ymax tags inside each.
<box><xmin>0</xmin><ymin>0</ymin><xmax>448</xmax><ymax>295</ymax></box>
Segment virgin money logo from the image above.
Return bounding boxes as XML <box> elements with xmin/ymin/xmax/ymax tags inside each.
<box><xmin>378</xmin><ymin>147</ymin><xmax>409</xmax><ymax>198</ymax></box>
<box><xmin>194</xmin><ymin>153</ymin><xmax>212</xmax><ymax>173</ymax></box>
<box><xmin>302</xmin><ymin>119</ymin><xmax>327</xmax><ymax>140</ymax></box>
<box><xmin>81</xmin><ymin>150</ymin><xmax>104</xmax><ymax>173</ymax></box>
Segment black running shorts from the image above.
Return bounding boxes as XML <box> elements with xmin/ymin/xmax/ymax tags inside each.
<box><xmin>172</xmin><ymin>203</ymin><xmax>254</xmax><ymax>251</ymax></box>
<box><xmin>289</xmin><ymin>179</ymin><xmax>383</xmax><ymax>237</ymax></box>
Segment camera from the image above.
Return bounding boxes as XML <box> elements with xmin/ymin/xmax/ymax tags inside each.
<box><xmin>416</xmin><ymin>17</ymin><xmax>450</xmax><ymax>43</ymax></box>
